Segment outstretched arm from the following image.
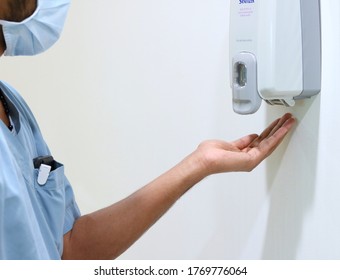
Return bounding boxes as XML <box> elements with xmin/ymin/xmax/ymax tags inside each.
<box><xmin>62</xmin><ymin>113</ymin><xmax>295</xmax><ymax>260</ymax></box>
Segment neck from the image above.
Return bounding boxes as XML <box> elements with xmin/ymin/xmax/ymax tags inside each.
<box><xmin>0</xmin><ymin>91</ymin><xmax>12</xmax><ymax>130</ymax></box>
<box><xmin>0</xmin><ymin>26</ymin><xmax>6</xmax><ymax>55</ymax></box>
<box><xmin>0</xmin><ymin>103</ymin><xmax>11</xmax><ymax>129</ymax></box>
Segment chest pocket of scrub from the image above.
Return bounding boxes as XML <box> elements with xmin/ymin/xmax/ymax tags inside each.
<box><xmin>33</xmin><ymin>158</ymin><xmax>67</xmax><ymax>254</ymax></box>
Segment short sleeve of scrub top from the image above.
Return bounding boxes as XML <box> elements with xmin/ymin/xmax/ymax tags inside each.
<box><xmin>0</xmin><ymin>81</ymin><xmax>81</xmax><ymax>260</ymax></box>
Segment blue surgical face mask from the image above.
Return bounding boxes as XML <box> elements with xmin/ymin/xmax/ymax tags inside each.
<box><xmin>0</xmin><ymin>0</ymin><xmax>71</xmax><ymax>56</ymax></box>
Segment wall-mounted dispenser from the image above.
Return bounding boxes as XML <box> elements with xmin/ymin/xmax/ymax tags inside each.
<box><xmin>229</xmin><ymin>0</ymin><xmax>321</xmax><ymax>114</ymax></box>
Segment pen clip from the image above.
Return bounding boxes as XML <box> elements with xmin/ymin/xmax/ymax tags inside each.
<box><xmin>37</xmin><ymin>164</ymin><xmax>51</xmax><ymax>186</ymax></box>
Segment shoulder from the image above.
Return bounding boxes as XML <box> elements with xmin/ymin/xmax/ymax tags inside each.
<box><xmin>0</xmin><ymin>80</ymin><xmax>32</xmax><ymax>112</ymax></box>
<box><xmin>0</xmin><ymin>80</ymin><xmax>41</xmax><ymax>130</ymax></box>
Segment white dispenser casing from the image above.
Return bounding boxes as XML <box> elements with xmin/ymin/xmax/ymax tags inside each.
<box><xmin>229</xmin><ymin>0</ymin><xmax>321</xmax><ymax>114</ymax></box>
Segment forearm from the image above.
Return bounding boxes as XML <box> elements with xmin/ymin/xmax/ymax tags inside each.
<box><xmin>62</xmin><ymin>113</ymin><xmax>296</xmax><ymax>259</ymax></box>
<box><xmin>62</xmin><ymin>150</ymin><xmax>208</xmax><ymax>260</ymax></box>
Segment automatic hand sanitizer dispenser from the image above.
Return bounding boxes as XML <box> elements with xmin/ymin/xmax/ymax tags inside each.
<box><xmin>229</xmin><ymin>0</ymin><xmax>321</xmax><ymax>114</ymax></box>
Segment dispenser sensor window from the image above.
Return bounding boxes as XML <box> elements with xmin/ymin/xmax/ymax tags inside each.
<box><xmin>235</xmin><ymin>62</ymin><xmax>247</xmax><ymax>87</ymax></box>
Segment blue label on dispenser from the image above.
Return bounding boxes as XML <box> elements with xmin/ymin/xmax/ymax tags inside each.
<box><xmin>239</xmin><ymin>0</ymin><xmax>254</xmax><ymax>4</ymax></box>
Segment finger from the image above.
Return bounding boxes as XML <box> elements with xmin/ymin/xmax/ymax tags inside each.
<box><xmin>268</xmin><ymin>116</ymin><xmax>296</xmax><ymax>148</ymax></box>
<box><xmin>267</xmin><ymin>113</ymin><xmax>294</xmax><ymax>138</ymax></box>
<box><xmin>249</xmin><ymin>116</ymin><xmax>296</xmax><ymax>161</ymax></box>
<box><xmin>232</xmin><ymin>134</ymin><xmax>258</xmax><ymax>150</ymax></box>
<box><xmin>248</xmin><ymin>118</ymin><xmax>281</xmax><ymax>148</ymax></box>
<box><xmin>260</xmin><ymin>113</ymin><xmax>293</xmax><ymax>140</ymax></box>
<box><xmin>249</xmin><ymin>113</ymin><xmax>293</xmax><ymax>147</ymax></box>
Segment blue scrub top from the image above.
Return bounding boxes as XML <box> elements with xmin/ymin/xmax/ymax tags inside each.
<box><xmin>0</xmin><ymin>81</ymin><xmax>81</xmax><ymax>259</ymax></box>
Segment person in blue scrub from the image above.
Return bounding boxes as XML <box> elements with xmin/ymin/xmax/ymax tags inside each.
<box><xmin>0</xmin><ymin>0</ymin><xmax>296</xmax><ymax>260</ymax></box>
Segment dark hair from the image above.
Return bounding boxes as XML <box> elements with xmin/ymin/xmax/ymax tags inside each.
<box><xmin>6</xmin><ymin>0</ymin><xmax>37</xmax><ymax>22</ymax></box>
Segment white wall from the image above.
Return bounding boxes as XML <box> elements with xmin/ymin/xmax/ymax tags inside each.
<box><xmin>0</xmin><ymin>0</ymin><xmax>339</xmax><ymax>259</ymax></box>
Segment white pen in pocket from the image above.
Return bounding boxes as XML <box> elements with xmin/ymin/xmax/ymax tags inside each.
<box><xmin>37</xmin><ymin>164</ymin><xmax>51</xmax><ymax>186</ymax></box>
